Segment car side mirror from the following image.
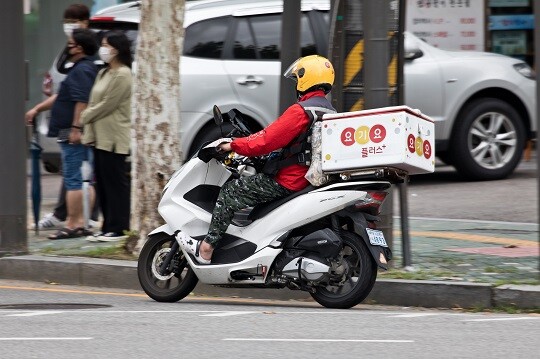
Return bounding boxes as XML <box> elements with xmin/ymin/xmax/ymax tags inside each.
<box><xmin>404</xmin><ymin>37</ymin><xmax>423</xmax><ymax>61</ymax></box>
<box><xmin>213</xmin><ymin>105</ymin><xmax>223</xmax><ymax>126</ymax></box>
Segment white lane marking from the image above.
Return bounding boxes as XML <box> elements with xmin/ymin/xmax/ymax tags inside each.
<box><xmin>0</xmin><ymin>337</ymin><xmax>93</xmax><ymax>341</ymax></box>
<box><xmin>387</xmin><ymin>313</ymin><xmax>439</xmax><ymax>318</ymax></box>
<box><xmin>6</xmin><ymin>311</ymin><xmax>64</xmax><ymax>317</ymax></box>
<box><xmin>223</xmin><ymin>338</ymin><xmax>414</xmax><ymax>343</ymax></box>
<box><xmin>200</xmin><ymin>311</ymin><xmax>257</xmax><ymax>317</ymax></box>
<box><xmin>462</xmin><ymin>317</ymin><xmax>540</xmax><ymax>322</ymax></box>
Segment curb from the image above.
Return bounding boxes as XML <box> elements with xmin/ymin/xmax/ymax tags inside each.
<box><xmin>0</xmin><ymin>255</ymin><xmax>538</xmax><ymax>309</ymax></box>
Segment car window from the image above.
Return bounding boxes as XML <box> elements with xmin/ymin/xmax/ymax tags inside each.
<box><xmin>231</xmin><ymin>13</ymin><xmax>317</xmax><ymax>61</ymax></box>
<box><xmin>233</xmin><ymin>18</ymin><xmax>257</xmax><ymax>59</ymax></box>
<box><xmin>250</xmin><ymin>14</ymin><xmax>281</xmax><ymax>59</ymax></box>
<box><xmin>299</xmin><ymin>13</ymin><xmax>316</xmax><ymax>57</ymax></box>
<box><xmin>322</xmin><ymin>11</ymin><xmax>329</xmax><ymax>26</ymax></box>
<box><xmin>184</xmin><ymin>17</ymin><xmax>229</xmax><ymax>58</ymax></box>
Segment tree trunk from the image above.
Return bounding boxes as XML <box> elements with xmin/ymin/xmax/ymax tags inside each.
<box><xmin>132</xmin><ymin>0</ymin><xmax>185</xmax><ymax>252</ymax></box>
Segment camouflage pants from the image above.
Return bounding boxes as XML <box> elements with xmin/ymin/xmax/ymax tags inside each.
<box><xmin>204</xmin><ymin>173</ymin><xmax>293</xmax><ymax>247</ymax></box>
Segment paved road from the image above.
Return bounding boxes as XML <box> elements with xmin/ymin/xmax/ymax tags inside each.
<box><xmin>0</xmin><ymin>280</ymin><xmax>539</xmax><ymax>359</ymax></box>
<box><xmin>399</xmin><ymin>157</ymin><xmax>538</xmax><ymax>223</ymax></box>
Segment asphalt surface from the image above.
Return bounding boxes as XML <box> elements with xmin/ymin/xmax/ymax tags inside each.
<box><xmin>1</xmin><ymin>280</ymin><xmax>539</xmax><ymax>359</ymax></box>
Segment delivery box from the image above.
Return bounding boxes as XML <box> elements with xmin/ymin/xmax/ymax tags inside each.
<box><xmin>320</xmin><ymin>106</ymin><xmax>435</xmax><ymax>175</ymax></box>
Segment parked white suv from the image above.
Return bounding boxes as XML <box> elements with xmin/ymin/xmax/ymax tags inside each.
<box><xmin>41</xmin><ymin>0</ymin><xmax>536</xmax><ymax>180</ymax></box>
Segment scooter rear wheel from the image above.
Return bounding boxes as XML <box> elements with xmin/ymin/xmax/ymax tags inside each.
<box><xmin>137</xmin><ymin>233</ymin><xmax>198</xmax><ymax>302</ymax></box>
<box><xmin>310</xmin><ymin>231</ymin><xmax>377</xmax><ymax>309</ymax></box>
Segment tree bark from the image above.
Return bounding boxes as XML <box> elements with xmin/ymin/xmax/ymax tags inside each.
<box><xmin>132</xmin><ymin>0</ymin><xmax>185</xmax><ymax>251</ymax></box>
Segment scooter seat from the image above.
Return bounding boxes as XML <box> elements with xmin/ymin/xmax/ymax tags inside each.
<box><xmin>247</xmin><ymin>185</ymin><xmax>315</xmax><ymax>221</ymax></box>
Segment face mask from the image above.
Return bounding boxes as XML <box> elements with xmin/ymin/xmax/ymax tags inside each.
<box><xmin>99</xmin><ymin>47</ymin><xmax>115</xmax><ymax>63</ymax></box>
<box><xmin>63</xmin><ymin>23</ymin><xmax>80</xmax><ymax>37</ymax></box>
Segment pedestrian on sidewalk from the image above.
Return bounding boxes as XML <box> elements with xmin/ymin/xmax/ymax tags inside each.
<box><xmin>82</xmin><ymin>31</ymin><xmax>133</xmax><ymax>242</ymax></box>
<box><xmin>25</xmin><ymin>4</ymin><xmax>101</xmax><ymax>231</ymax></box>
<box><xmin>45</xmin><ymin>28</ymin><xmax>99</xmax><ymax>239</ymax></box>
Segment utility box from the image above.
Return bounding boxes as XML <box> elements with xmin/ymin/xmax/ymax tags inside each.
<box><xmin>321</xmin><ymin>106</ymin><xmax>435</xmax><ymax>175</ymax></box>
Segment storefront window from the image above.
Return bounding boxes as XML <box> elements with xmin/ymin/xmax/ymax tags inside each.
<box><xmin>488</xmin><ymin>0</ymin><xmax>534</xmax><ymax>66</ymax></box>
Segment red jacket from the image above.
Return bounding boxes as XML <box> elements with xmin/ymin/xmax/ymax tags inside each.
<box><xmin>231</xmin><ymin>90</ymin><xmax>326</xmax><ymax>191</ymax></box>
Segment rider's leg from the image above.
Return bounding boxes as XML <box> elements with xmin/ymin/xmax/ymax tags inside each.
<box><xmin>200</xmin><ymin>173</ymin><xmax>292</xmax><ymax>260</ymax></box>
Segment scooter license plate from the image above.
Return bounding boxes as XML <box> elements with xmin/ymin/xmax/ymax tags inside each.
<box><xmin>366</xmin><ymin>229</ymin><xmax>388</xmax><ymax>247</ymax></box>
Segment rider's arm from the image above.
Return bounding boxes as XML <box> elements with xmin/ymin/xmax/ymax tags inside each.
<box><xmin>231</xmin><ymin>104</ymin><xmax>309</xmax><ymax>157</ymax></box>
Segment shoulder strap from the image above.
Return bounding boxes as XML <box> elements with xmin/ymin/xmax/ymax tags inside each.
<box><xmin>298</xmin><ymin>96</ymin><xmax>337</xmax><ymax>124</ymax></box>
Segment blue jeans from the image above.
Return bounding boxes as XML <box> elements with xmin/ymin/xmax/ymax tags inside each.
<box><xmin>59</xmin><ymin>143</ymin><xmax>91</xmax><ymax>190</ymax></box>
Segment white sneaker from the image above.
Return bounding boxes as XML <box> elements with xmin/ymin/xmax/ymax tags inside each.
<box><xmin>96</xmin><ymin>232</ymin><xmax>127</xmax><ymax>242</ymax></box>
<box><xmin>31</xmin><ymin>213</ymin><xmax>64</xmax><ymax>230</ymax></box>
<box><xmin>85</xmin><ymin>232</ymin><xmax>102</xmax><ymax>242</ymax></box>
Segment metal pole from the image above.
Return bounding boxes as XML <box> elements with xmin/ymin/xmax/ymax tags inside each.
<box><xmin>363</xmin><ymin>0</ymin><xmax>394</xmax><ymax>255</ymax></box>
<box><xmin>0</xmin><ymin>1</ymin><xmax>27</xmax><ymax>256</ymax></box>
<box><xmin>328</xmin><ymin>0</ymin><xmax>344</xmax><ymax>112</ymax></box>
<box><xmin>397</xmin><ymin>0</ymin><xmax>412</xmax><ymax>268</ymax></box>
<box><xmin>398</xmin><ymin>180</ymin><xmax>412</xmax><ymax>268</ymax></box>
<box><xmin>279</xmin><ymin>0</ymin><xmax>301</xmax><ymax>114</ymax></box>
<box><xmin>534</xmin><ymin>0</ymin><xmax>539</xmax><ymax>272</ymax></box>
<box><xmin>363</xmin><ymin>0</ymin><xmax>390</xmax><ymax>108</ymax></box>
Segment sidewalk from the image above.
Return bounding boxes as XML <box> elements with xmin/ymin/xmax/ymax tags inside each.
<box><xmin>0</xmin><ymin>199</ymin><xmax>538</xmax><ymax>310</ymax></box>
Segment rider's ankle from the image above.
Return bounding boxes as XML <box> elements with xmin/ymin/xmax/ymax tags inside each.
<box><xmin>199</xmin><ymin>240</ymin><xmax>214</xmax><ymax>260</ymax></box>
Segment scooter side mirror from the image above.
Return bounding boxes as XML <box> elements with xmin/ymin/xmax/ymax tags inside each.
<box><xmin>213</xmin><ymin>105</ymin><xmax>224</xmax><ymax>126</ymax></box>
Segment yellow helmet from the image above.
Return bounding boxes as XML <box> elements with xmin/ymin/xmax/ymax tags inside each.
<box><xmin>284</xmin><ymin>55</ymin><xmax>334</xmax><ymax>94</ymax></box>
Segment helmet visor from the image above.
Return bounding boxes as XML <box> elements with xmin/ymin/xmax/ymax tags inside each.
<box><xmin>283</xmin><ymin>58</ymin><xmax>301</xmax><ymax>81</ymax></box>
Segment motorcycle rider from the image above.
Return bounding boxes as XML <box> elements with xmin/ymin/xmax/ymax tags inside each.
<box><xmin>178</xmin><ymin>55</ymin><xmax>336</xmax><ymax>264</ymax></box>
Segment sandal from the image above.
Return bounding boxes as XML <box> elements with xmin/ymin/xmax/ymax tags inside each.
<box><xmin>176</xmin><ymin>232</ymin><xmax>211</xmax><ymax>265</ymax></box>
<box><xmin>48</xmin><ymin>227</ymin><xmax>86</xmax><ymax>240</ymax></box>
<box><xmin>77</xmin><ymin>227</ymin><xmax>94</xmax><ymax>236</ymax></box>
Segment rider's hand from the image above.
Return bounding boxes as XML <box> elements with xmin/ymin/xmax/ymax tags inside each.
<box><xmin>218</xmin><ymin>142</ymin><xmax>232</xmax><ymax>152</ymax></box>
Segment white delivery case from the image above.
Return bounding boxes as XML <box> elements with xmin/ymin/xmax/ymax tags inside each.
<box><xmin>320</xmin><ymin>106</ymin><xmax>435</xmax><ymax>175</ymax></box>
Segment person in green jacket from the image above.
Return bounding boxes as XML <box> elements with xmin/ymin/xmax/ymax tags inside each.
<box><xmin>81</xmin><ymin>31</ymin><xmax>132</xmax><ymax>242</ymax></box>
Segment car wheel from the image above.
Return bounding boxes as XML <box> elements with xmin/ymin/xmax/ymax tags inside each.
<box><xmin>450</xmin><ymin>98</ymin><xmax>525</xmax><ymax>180</ymax></box>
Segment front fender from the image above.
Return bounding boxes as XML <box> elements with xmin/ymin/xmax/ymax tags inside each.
<box><xmin>336</xmin><ymin>210</ymin><xmax>392</xmax><ymax>270</ymax></box>
<box><xmin>148</xmin><ymin>224</ymin><xmax>176</xmax><ymax>237</ymax></box>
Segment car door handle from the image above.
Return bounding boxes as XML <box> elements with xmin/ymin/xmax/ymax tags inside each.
<box><xmin>236</xmin><ymin>76</ymin><xmax>264</xmax><ymax>86</ymax></box>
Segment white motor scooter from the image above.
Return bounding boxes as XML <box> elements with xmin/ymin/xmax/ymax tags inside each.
<box><xmin>137</xmin><ymin>106</ymin><xmax>400</xmax><ymax>309</ymax></box>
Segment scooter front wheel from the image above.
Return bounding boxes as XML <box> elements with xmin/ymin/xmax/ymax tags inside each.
<box><xmin>137</xmin><ymin>233</ymin><xmax>198</xmax><ymax>302</ymax></box>
<box><xmin>310</xmin><ymin>231</ymin><xmax>377</xmax><ymax>309</ymax></box>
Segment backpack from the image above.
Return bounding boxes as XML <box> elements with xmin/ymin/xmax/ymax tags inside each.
<box><xmin>262</xmin><ymin>96</ymin><xmax>336</xmax><ymax>186</ymax></box>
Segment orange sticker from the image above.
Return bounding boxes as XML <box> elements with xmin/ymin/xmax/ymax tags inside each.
<box><xmin>415</xmin><ymin>137</ymin><xmax>423</xmax><ymax>156</ymax></box>
<box><xmin>355</xmin><ymin>126</ymin><xmax>370</xmax><ymax>145</ymax></box>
